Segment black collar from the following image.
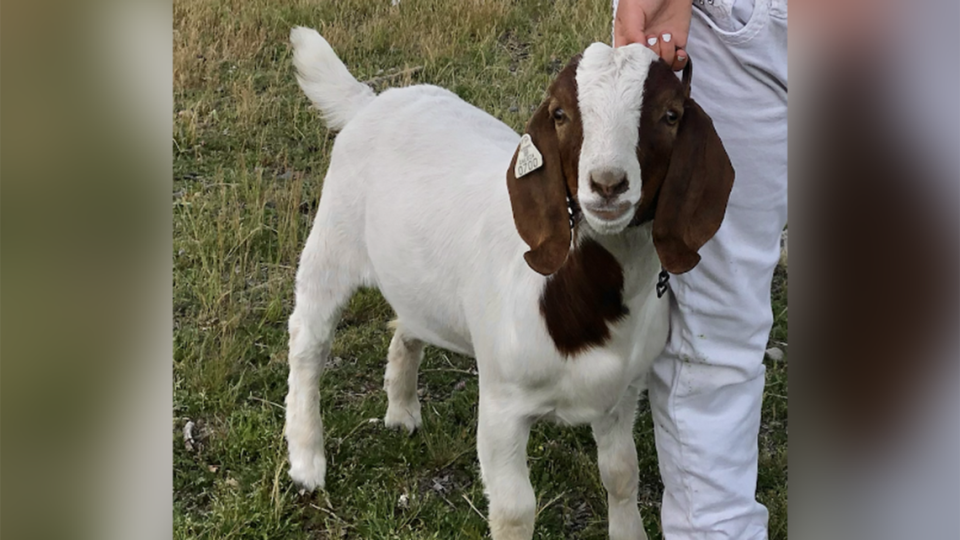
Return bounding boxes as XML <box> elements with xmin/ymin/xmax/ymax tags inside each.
<box><xmin>566</xmin><ymin>195</ymin><xmax>670</xmax><ymax>299</ymax></box>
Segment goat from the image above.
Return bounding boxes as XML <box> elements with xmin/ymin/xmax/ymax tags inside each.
<box><xmin>285</xmin><ymin>26</ymin><xmax>733</xmax><ymax>540</ymax></box>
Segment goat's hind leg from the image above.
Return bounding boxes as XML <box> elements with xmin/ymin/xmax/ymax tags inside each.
<box><xmin>383</xmin><ymin>323</ymin><xmax>424</xmax><ymax>433</ymax></box>
<box><xmin>284</xmin><ymin>228</ymin><xmax>364</xmax><ymax>491</ymax></box>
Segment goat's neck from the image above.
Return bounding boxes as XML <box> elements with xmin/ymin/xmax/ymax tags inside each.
<box><xmin>576</xmin><ymin>222</ymin><xmax>660</xmax><ymax>301</ymax></box>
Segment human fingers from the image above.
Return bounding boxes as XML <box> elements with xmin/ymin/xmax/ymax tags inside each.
<box><xmin>614</xmin><ymin>0</ymin><xmax>647</xmax><ymax>46</ymax></box>
<box><xmin>670</xmin><ymin>29</ymin><xmax>689</xmax><ymax>71</ymax></box>
<box><xmin>672</xmin><ymin>48</ymin><xmax>687</xmax><ymax>71</ymax></box>
<box><xmin>645</xmin><ymin>34</ymin><xmax>662</xmax><ymax>58</ymax></box>
<box><xmin>658</xmin><ymin>31</ymin><xmax>677</xmax><ymax>66</ymax></box>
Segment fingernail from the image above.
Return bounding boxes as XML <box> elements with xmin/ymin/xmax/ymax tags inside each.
<box><xmin>662</xmin><ymin>33</ymin><xmax>672</xmax><ymax>43</ymax></box>
<box><xmin>647</xmin><ymin>36</ymin><xmax>658</xmax><ymax>46</ymax></box>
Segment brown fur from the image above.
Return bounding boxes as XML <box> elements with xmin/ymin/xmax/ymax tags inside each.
<box><xmin>540</xmin><ymin>238</ymin><xmax>629</xmax><ymax>357</ymax></box>
<box><xmin>506</xmin><ymin>54</ymin><xmax>583</xmax><ymax>276</ymax></box>
<box><xmin>634</xmin><ymin>60</ymin><xmax>735</xmax><ymax>274</ymax></box>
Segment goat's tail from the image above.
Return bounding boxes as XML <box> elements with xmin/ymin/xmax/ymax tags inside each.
<box><xmin>290</xmin><ymin>27</ymin><xmax>375</xmax><ymax>131</ymax></box>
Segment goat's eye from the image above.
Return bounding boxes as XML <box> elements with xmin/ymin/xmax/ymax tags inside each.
<box><xmin>665</xmin><ymin>110</ymin><xmax>680</xmax><ymax>125</ymax></box>
<box><xmin>552</xmin><ymin>108</ymin><xmax>565</xmax><ymax>122</ymax></box>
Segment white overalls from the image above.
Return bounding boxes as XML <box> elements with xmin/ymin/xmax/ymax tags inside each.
<box><xmin>613</xmin><ymin>1</ymin><xmax>788</xmax><ymax>538</ymax></box>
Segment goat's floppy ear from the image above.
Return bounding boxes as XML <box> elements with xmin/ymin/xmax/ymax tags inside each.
<box><xmin>652</xmin><ymin>97</ymin><xmax>734</xmax><ymax>274</ymax></box>
<box><xmin>507</xmin><ymin>100</ymin><xmax>571</xmax><ymax>276</ymax></box>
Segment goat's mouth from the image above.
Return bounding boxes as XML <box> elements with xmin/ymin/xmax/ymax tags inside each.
<box><xmin>582</xmin><ymin>201</ymin><xmax>632</xmax><ymax>222</ymax></box>
<box><xmin>581</xmin><ymin>201</ymin><xmax>635</xmax><ymax>233</ymax></box>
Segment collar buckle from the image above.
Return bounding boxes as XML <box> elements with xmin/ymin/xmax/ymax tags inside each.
<box><xmin>656</xmin><ymin>269</ymin><xmax>670</xmax><ymax>298</ymax></box>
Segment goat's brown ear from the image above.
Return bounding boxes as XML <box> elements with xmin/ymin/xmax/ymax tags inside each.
<box><xmin>652</xmin><ymin>98</ymin><xmax>734</xmax><ymax>274</ymax></box>
<box><xmin>506</xmin><ymin>100</ymin><xmax>571</xmax><ymax>276</ymax></box>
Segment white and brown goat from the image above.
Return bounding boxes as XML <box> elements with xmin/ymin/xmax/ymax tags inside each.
<box><xmin>284</xmin><ymin>27</ymin><xmax>733</xmax><ymax>540</ymax></box>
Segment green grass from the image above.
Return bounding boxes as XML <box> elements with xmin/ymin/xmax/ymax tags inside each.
<box><xmin>173</xmin><ymin>0</ymin><xmax>788</xmax><ymax>537</ymax></box>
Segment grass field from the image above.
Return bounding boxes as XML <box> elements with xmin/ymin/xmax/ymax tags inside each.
<box><xmin>173</xmin><ymin>0</ymin><xmax>788</xmax><ymax>537</ymax></box>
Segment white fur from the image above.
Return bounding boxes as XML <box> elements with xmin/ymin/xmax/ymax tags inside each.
<box><xmin>576</xmin><ymin>43</ymin><xmax>657</xmax><ymax>234</ymax></box>
<box><xmin>285</xmin><ymin>28</ymin><xmax>667</xmax><ymax>540</ymax></box>
<box><xmin>290</xmin><ymin>27</ymin><xmax>376</xmax><ymax>130</ymax></box>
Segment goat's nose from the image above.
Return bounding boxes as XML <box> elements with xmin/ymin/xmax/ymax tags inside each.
<box><xmin>589</xmin><ymin>168</ymin><xmax>629</xmax><ymax>199</ymax></box>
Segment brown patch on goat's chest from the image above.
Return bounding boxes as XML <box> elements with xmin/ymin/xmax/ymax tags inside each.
<box><xmin>539</xmin><ymin>239</ymin><xmax>628</xmax><ymax>357</ymax></box>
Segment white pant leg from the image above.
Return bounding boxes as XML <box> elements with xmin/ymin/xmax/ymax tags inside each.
<box><xmin>641</xmin><ymin>1</ymin><xmax>788</xmax><ymax>538</ymax></box>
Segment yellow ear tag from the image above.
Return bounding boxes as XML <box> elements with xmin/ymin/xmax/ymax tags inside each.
<box><xmin>514</xmin><ymin>134</ymin><xmax>544</xmax><ymax>178</ymax></box>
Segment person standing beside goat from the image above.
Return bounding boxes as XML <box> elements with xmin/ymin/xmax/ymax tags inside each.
<box><xmin>613</xmin><ymin>0</ymin><xmax>788</xmax><ymax>539</ymax></box>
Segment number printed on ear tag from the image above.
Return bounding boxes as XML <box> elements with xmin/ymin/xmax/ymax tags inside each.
<box><xmin>514</xmin><ymin>134</ymin><xmax>544</xmax><ymax>178</ymax></box>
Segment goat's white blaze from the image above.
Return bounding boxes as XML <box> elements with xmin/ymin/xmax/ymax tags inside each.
<box><xmin>575</xmin><ymin>43</ymin><xmax>658</xmax><ymax>234</ymax></box>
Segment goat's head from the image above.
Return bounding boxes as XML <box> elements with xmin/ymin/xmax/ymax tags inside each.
<box><xmin>507</xmin><ymin>43</ymin><xmax>735</xmax><ymax>276</ymax></box>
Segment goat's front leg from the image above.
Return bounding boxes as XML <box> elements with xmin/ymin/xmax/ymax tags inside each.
<box><xmin>477</xmin><ymin>396</ymin><xmax>536</xmax><ymax>540</ymax></box>
<box><xmin>592</xmin><ymin>387</ymin><xmax>648</xmax><ymax>540</ymax></box>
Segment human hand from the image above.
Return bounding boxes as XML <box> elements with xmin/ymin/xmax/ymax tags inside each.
<box><xmin>614</xmin><ymin>0</ymin><xmax>691</xmax><ymax>71</ymax></box>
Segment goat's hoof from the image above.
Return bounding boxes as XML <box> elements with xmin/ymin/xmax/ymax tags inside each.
<box><xmin>384</xmin><ymin>401</ymin><xmax>422</xmax><ymax>434</ymax></box>
<box><xmin>288</xmin><ymin>450</ymin><xmax>326</xmax><ymax>491</ymax></box>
